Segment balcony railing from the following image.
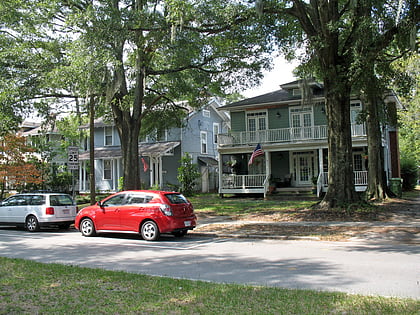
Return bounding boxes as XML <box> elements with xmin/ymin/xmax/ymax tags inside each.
<box><xmin>218</xmin><ymin>124</ymin><xmax>366</xmax><ymax>146</ymax></box>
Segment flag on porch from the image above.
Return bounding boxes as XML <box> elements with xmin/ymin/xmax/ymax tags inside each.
<box><xmin>141</xmin><ymin>157</ymin><xmax>149</xmax><ymax>172</ymax></box>
<box><xmin>248</xmin><ymin>143</ymin><xmax>264</xmax><ymax>165</ymax></box>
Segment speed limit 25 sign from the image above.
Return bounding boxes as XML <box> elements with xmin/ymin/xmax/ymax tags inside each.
<box><xmin>68</xmin><ymin>146</ymin><xmax>79</xmax><ymax>170</ymax></box>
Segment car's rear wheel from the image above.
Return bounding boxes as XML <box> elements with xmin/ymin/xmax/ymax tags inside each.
<box><xmin>26</xmin><ymin>215</ymin><xmax>40</xmax><ymax>232</ymax></box>
<box><xmin>172</xmin><ymin>230</ymin><xmax>188</xmax><ymax>237</ymax></box>
<box><xmin>141</xmin><ymin>221</ymin><xmax>160</xmax><ymax>241</ymax></box>
<box><xmin>80</xmin><ymin>218</ymin><xmax>96</xmax><ymax>237</ymax></box>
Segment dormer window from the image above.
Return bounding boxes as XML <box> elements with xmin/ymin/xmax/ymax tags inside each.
<box><xmin>104</xmin><ymin>126</ymin><xmax>113</xmax><ymax>146</ymax></box>
<box><xmin>292</xmin><ymin>88</ymin><xmax>302</xmax><ymax>96</ymax></box>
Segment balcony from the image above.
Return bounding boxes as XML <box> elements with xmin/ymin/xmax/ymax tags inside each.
<box><xmin>218</xmin><ymin>124</ymin><xmax>366</xmax><ymax>147</ymax></box>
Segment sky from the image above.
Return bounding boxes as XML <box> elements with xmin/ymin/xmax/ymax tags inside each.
<box><xmin>241</xmin><ymin>56</ymin><xmax>299</xmax><ymax>98</ymax></box>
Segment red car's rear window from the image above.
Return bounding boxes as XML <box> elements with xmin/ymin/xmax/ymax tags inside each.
<box><xmin>164</xmin><ymin>193</ymin><xmax>189</xmax><ymax>204</ymax></box>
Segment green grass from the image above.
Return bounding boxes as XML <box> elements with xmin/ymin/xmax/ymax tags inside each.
<box><xmin>189</xmin><ymin>194</ymin><xmax>315</xmax><ymax>216</ymax></box>
<box><xmin>0</xmin><ymin>257</ymin><xmax>418</xmax><ymax>314</ymax></box>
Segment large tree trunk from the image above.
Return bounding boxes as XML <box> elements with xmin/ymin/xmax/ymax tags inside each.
<box><xmin>115</xmin><ymin>112</ymin><xmax>141</xmax><ymax>190</ymax></box>
<box><xmin>320</xmin><ymin>77</ymin><xmax>360</xmax><ymax>208</ymax></box>
<box><xmin>108</xmin><ymin>27</ymin><xmax>145</xmax><ymax>191</ymax></box>
<box><xmin>365</xmin><ymin>92</ymin><xmax>387</xmax><ymax>200</ymax></box>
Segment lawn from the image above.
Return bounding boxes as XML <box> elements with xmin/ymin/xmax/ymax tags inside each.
<box><xmin>1</xmin><ymin>257</ymin><xmax>418</xmax><ymax>315</ymax></box>
<box><xmin>189</xmin><ymin>193</ymin><xmax>315</xmax><ymax>217</ymax></box>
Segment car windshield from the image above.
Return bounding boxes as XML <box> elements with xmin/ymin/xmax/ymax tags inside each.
<box><xmin>49</xmin><ymin>195</ymin><xmax>74</xmax><ymax>206</ymax></box>
<box><xmin>164</xmin><ymin>193</ymin><xmax>188</xmax><ymax>204</ymax></box>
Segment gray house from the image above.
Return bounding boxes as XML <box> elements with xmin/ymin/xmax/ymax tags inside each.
<box><xmin>78</xmin><ymin>98</ymin><xmax>229</xmax><ymax>193</ymax></box>
<box><xmin>216</xmin><ymin>80</ymin><xmax>401</xmax><ymax>197</ymax></box>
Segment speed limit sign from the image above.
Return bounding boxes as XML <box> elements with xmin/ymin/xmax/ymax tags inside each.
<box><xmin>68</xmin><ymin>146</ymin><xmax>79</xmax><ymax>170</ymax></box>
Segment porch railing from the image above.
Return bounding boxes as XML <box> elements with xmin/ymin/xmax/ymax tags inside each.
<box><xmin>320</xmin><ymin>171</ymin><xmax>368</xmax><ymax>186</ymax></box>
<box><xmin>221</xmin><ymin>174</ymin><xmax>266</xmax><ymax>189</ymax></box>
<box><xmin>221</xmin><ymin>172</ymin><xmax>368</xmax><ymax>194</ymax></box>
<box><xmin>218</xmin><ymin>124</ymin><xmax>366</xmax><ymax>146</ymax></box>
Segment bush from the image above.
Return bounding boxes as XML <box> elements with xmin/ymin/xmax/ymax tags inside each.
<box><xmin>400</xmin><ymin>157</ymin><xmax>418</xmax><ymax>191</ymax></box>
<box><xmin>177</xmin><ymin>153</ymin><xmax>200</xmax><ymax>197</ymax></box>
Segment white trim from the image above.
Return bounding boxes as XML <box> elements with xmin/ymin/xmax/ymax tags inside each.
<box><xmin>213</xmin><ymin>123</ymin><xmax>220</xmax><ymax>144</ymax></box>
<box><xmin>200</xmin><ymin>131</ymin><xmax>208</xmax><ymax>154</ymax></box>
<box><xmin>103</xmin><ymin>159</ymin><xmax>113</xmax><ymax>180</ymax></box>
<box><xmin>104</xmin><ymin>126</ymin><xmax>113</xmax><ymax>146</ymax></box>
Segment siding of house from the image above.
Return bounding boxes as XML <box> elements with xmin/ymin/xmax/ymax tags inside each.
<box><xmin>230</xmin><ymin>112</ymin><xmax>245</xmax><ymax>132</ymax></box>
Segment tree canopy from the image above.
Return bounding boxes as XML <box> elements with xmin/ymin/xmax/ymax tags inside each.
<box><xmin>1</xmin><ymin>0</ymin><xmax>275</xmax><ymax>189</ymax></box>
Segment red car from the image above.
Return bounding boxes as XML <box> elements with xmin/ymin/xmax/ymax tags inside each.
<box><xmin>75</xmin><ymin>190</ymin><xmax>197</xmax><ymax>241</ymax></box>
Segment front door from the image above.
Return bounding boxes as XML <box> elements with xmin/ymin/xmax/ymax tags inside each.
<box><xmin>292</xmin><ymin>151</ymin><xmax>316</xmax><ymax>186</ymax></box>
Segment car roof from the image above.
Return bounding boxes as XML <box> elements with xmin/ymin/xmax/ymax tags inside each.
<box><xmin>12</xmin><ymin>193</ymin><xmax>71</xmax><ymax>196</ymax></box>
<box><xmin>117</xmin><ymin>190</ymin><xmax>180</xmax><ymax>195</ymax></box>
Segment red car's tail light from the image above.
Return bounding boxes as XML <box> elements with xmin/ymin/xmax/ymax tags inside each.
<box><xmin>160</xmin><ymin>204</ymin><xmax>173</xmax><ymax>216</ymax></box>
<box><xmin>45</xmin><ymin>207</ymin><xmax>55</xmax><ymax>215</ymax></box>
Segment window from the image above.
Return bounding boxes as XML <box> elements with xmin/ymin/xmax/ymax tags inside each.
<box><xmin>292</xmin><ymin>88</ymin><xmax>302</xmax><ymax>96</ymax></box>
<box><xmin>104</xmin><ymin>126</ymin><xmax>113</xmax><ymax>146</ymax></box>
<box><xmin>127</xmin><ymin>194</ymin><xmax>153</xmax><ymax>204</ymax></box>
<box><xmin>353</xmin><ymin>154</ymin><xmax>363</xmax><ymax>171</ymax></box>
<box><xmin>203</xmin><ymin>109</ymin><xmax>210</xmax><ymax>118</ymax></box>
<box><xmin>103</xmin><ymin>160</ymin><xmax>112</xmax><ymax>180</ymax></box>
<box><xmin>350</xmin><ymin>101</ymin><xmax>362</xmax><ymax>124</ymax></box>
<box><xmin>103</xmin><ymin>194</ymin><xmax>126</xmax><ymax>206</ymax></box>
<box><xmin>165</xmin><ymin>193</ymin><xmax>188</xmax><ymax>204</ymax></box>
<box><xmin>200</xmin><ymin>131</ymin><xmax>207</xmax><ymax>154</ymax></box>
<box><xmin>246</xmin><ymin>111</ymin><xmax>267</xmax><ymax>132</ymax></box>
<box><xmin>213</xmin><ymin>123</ymin><xmax>220</xmax><ymax>144</ymax></box>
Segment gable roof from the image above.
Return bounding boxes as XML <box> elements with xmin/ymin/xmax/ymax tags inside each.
<box><xmin>218</xmin><ymin>89</ymin><xmax>299</xmax><ymax>111</ymax></box>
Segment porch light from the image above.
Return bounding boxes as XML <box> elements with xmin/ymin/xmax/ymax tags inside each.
<box><xmin>321</xmin><ymin>107</ymin><xmax>326</xmax><ymax>114</ymax></box>
<box><xmin>276</xmin><ymin>112</ymin><xmax>281</xmax><ymax>118</ymax></box>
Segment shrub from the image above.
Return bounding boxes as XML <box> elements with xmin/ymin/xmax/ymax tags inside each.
<box><xmin>400</xmin><ymin>157</ymin><xmax>418</xmax><ymax>190</ymax></box>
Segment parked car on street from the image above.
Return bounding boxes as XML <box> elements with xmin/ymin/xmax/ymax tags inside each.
<box><xmin>75</xmin><ymin>190</ymin><xmax>197</xmax><ymax>241</ymax></box>
<box><xmin>0</xmin><ymin>193</ymin><xmax>77</xmax><ymax>232</ymax></box>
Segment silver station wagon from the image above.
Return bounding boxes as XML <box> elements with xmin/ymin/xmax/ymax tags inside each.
<box><xmin>0</xmin><ymin>193</ymin><xmax>77</xmax><ymax>232</ymax></box>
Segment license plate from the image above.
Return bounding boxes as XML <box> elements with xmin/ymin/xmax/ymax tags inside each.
<box><xmin>63</xmin><ymin>209</ymin><xmax>69</xmax><ymax>214</ymax></box>
<box><xmin>184</xmin><ymin>221</ymin><xmax>191</xmax><ymax>227</ymax></box>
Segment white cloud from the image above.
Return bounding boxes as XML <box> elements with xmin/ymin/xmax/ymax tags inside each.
<box><xmin>241</xmin><ymin>56</ymin><xmax>299</xmax><ymax>98</ymax></box>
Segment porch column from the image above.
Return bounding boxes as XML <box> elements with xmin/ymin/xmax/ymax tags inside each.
<box><xmin>149</xmin><ymin>156</ymin><xmax>154</xmax><ymax>187</ymax></box>
<box><xmin>318</xmin><ymin>149</ymin><xmax>323</xmax><ymax>175</ymax></box>
<box><xmin>117</xmin><ymin>158</ymin><xmax>121</xmax><ymax>191</ymax></box>
<box><xmin>79</xmin><ymin>161</ymin><xmax>84</xmax><ymax>192</ymax></box>
<box><xmin>218</xmin><ymin>152</ymin><xmax>223</xmax><ymax>196</ymax></box>
<box><xmin>159</xmin><ymin>156</ymin><xmax>163</xmax><ymax>188</ymax></box>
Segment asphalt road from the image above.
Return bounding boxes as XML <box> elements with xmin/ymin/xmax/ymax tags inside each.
<box><xmin>0</xmin><ymin>227</ymin><xmax>419</xmax><ymax>299</ymax></box>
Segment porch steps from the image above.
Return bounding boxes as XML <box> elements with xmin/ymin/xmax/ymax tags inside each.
<box><xmin>266</xmin><ymin>187</ymin><xmax>319</xmax><ymax>201</ymax></box>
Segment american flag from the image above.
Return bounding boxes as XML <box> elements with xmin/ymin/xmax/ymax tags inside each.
<box><xmin>141</xmin><ymin>157</ymin><xmax>149</xmax><ymax>172</ymax></box>
<box><xmin>248</xmin><ymin>143</ymin><xmax>264</xmax><ymax>165</ymax></box>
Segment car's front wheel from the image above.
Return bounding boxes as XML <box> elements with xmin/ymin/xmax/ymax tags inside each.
<box><xmin>25</xmin><ymin>215</ymin><xmax>40</xmax><ymax>232</ymax></box>
<box><xmin>141</xmin><ymin>221</ymin><xmax>160</xmax><ymax>241</ymax></box>
<box><xmin>80</xmin><ymin>218</ymin><xmax>96</xmax><ymax>237</ymax></box>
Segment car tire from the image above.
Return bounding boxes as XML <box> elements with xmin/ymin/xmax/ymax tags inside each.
<box><xmin>80</xmin><ymin>218</ymin><xmax>96</xmax><ymax>237</ymax></box>
<box><xmin>26</xmin><ymin>215</ymin><xmax>40</xmax><ymax>232</ymax></box>
<box><xmin>172</xmin><ymin>230</ymin><xmax>187</xmax><ymax>237</ymax></box>
<box><xmin>141</xmin><ymin>221</ymin><xmax>160</xmax><ymax>241</ymax></box>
